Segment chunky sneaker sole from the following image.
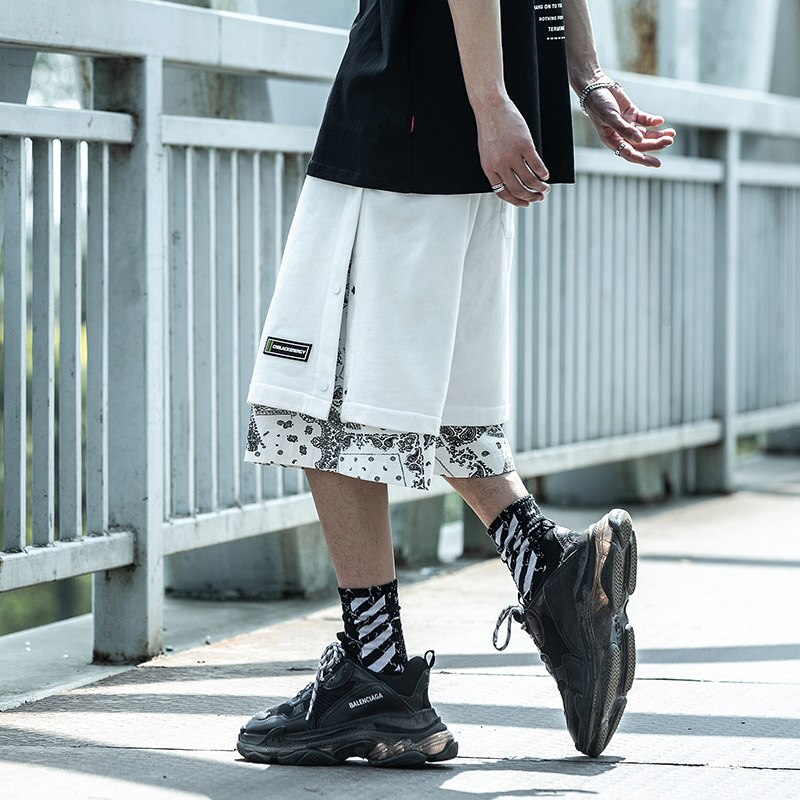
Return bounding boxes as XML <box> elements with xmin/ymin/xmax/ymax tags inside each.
<box><xmin>237</xmin><ymin>710</ymin><xmax>457</xmax><ymax>767</ymax></box>
<box><xmin>579</xmin><ymin>508</ymin><xmax>637</xmax><ymax>757</ymax></box>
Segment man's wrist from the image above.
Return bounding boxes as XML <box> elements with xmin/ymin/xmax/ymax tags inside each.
<box><xmin>468</xmin><ymin>86</ymin><xmax>511</xmax><ymax>117</ymax></box>
<box><xmin>568</xmin><ymin>64</ymin><xmax>606</xmax><ymax>94</ymax></box>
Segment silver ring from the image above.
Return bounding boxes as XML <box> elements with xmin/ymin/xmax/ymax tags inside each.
<box><xmin>491</xmin><ymin>181</ymin><xmax>506</xmax><ymax>193</ymax></box>
<box><xmin>614</xmin><ymin>141</ymin><xmax>627</xmax><ymax>157</ymax></box>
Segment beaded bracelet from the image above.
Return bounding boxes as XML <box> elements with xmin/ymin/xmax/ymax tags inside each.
<box><xmin>579</xmin><ymin>79</ymin><xmax>621</xmax><ymax>115</ymax></box>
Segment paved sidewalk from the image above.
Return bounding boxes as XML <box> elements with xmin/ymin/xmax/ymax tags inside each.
<box><xmin>2</xmin><ymin>455</ymin><xmax>799</xmax><ymax>799</ymax></box>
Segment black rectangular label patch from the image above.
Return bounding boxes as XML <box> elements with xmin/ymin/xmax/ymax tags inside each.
<box><xmin>263</xmin><ymin>336</ymin><xmax>312</xmax><ymax>362</ymax></box>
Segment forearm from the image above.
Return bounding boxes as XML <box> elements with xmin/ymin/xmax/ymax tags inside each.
<box><xmin>562</xmin><ymin>0</ymin><xmax>605</xmax><ymax>93</ymax></box>
<box><xmin>445</xmin><ymin>0</ymin><xmax>509</xmax><ymax>115</ymax></box>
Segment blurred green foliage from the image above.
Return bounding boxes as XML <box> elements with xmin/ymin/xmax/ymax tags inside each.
<box><xmin>0</xmin><ymin>575</ymin><xmax>92</xmax><ymax>636</ymax></box>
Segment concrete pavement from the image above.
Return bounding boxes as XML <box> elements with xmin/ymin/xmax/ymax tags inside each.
<box><xmin>1</xmin><ymin>454</ymin><xmax>799</xmax><ymax>799</ymax></box>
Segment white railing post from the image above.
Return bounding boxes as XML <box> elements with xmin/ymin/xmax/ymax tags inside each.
<box><xmin>1</xmin><ymin>135</ymin><xmax>27</xmax><ymax>553</ymax></box>
<box><xmin>697</xmin><ymin>130</ymin><xmax>741</xmax><ymax>493</ymax></box>
<box><xmin>91</xmin><ymin>55</ymin><xmax>166</xmax><ymax>662</ymax></box>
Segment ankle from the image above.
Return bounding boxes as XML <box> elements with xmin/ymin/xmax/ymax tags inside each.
<box><xmin>485</xmin><ymin>493</ymin><xmax>560</xmax><ymax>601</ymax></box>
<box><xmin>338</xmin><ymin>579</ymin><xmax>408</xmax><ymax>674</ymax></box>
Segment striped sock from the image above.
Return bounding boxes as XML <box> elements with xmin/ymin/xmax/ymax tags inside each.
<box><xmin>486</xmin><ymin>494</ymin><xmax>562</xmax><ymax>601</ymax></box>
<box><xmin>337</xmin><ymin>579</ymin><xmax>408</xmax><ymax>674</ymax></box>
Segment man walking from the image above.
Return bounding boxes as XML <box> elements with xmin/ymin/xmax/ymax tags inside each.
<box><xmin>237</xmin><ymin>0</ymin><xmax>674</xmax><ymax>766</ymax></box>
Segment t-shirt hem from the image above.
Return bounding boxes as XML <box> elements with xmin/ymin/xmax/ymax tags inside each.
<box><xmin>307</xmin><ymin>160</ymin><xmax>575</xmax><ymax>193</ymax></box>
<box><xmin>307</xmin><ymin>160</ymin><xmax>493</xmax><ymax>195</ymax></box>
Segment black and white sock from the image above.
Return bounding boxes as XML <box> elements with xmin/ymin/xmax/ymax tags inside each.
<box><xmin>338</xmin><ymin>579</ymin><xmax>408</xmax><ymax>674</ymax></box>
<box><xmin>486</xmin><ymin>494</ymin><xmax>566</xmax><ymax>602</ymax></box>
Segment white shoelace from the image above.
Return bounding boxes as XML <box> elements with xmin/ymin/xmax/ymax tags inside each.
<box><xmin>492</xmin><ymin>604</ymin><xmax>525</xmax><ymax>651</ymax></box>
<box><xmin>305</xmin><ymin>641</ymin><xmax>346</xmax><ymax>721</ymax></box>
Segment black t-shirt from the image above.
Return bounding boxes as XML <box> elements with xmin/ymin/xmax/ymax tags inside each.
<box><xmin>306</xmin><ymin>0</ymin><xmax>575</xmax><ymax>194</ymax></box>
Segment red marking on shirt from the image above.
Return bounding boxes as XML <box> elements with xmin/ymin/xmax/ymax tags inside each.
<box><xmin>410</xmin><ymin>114</ymin><xmax>415</xmax><ymax>133</ymax></box>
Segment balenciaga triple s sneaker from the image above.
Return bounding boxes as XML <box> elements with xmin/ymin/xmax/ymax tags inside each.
<box><xmin>493</xmin><ymin>509</ymin><xmax>637</xmax><ymax>757</ymax></box>
<box><xmin>237</xmin><ymin>639</ymin><xmax>458</xmax><ymax>766</ymax></box>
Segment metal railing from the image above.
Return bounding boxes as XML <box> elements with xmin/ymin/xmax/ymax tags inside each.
<box><xmin>1</xmin><ymin>0</ymin><xmax>799</xmax><ymax>660</ymax></box>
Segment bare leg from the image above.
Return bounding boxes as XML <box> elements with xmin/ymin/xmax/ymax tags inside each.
<box><xmin>443</xmin><ymin>469</ymin><xmax>529</xmax><ymax>527</ymax></box>
<box><xmin>303</xmin><ymin>467</ymin><xmax>396</xmax><ymax>588</ymax></box>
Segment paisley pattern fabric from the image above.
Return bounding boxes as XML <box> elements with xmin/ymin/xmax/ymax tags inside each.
<box><xmin>244</xmin><ymin>257</ymin><xmax>515</xmax><ymax>492</ymax></box>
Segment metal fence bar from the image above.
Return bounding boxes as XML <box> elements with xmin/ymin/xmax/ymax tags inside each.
<box><xmin>0</xmin><ymin>532</ymin><xmax>135</xmax><ymax>592</ymax></box>
<box><xmin>561</xmin><ymin>184</ymin><xmax>576</xmax><ymax>445</ymax></box>
<box><xmin>573</xmin><ymin>178</ymin><xmax>588</xmax><ymax>444</ymax></box>
<box><xmin>611</xmin><ymin>176</ymin><xmax>627</xmax><ymax>437</ymax></box>
<box><xmin>783</xmin><ymin>188</ymin><xmax>798</xmax><ymax>406</ymax></box>
<box><xmin>191</xmin><ymin>147</ymin><xmax>219</xmax><ymax>513</ymax></box>
<box><xmin>167</xmin><ymin>146</ymin><xmax>194</xmax><ymax>517</ymax></box>
<box><xmin>271</xmin><ymin>153</ymin><xmax>287</xmax><ymax>497</ymax></box>
<box><xmin>670</xmin><ymin>181</ymin><xmax>684</xmax><ymax>427</ymax></box>
<box><xmin>737</xmin><ymin>403</ymin><xmax>800</xmax><ymax>436</ymax></box>
<box><xmin>697</xmin><ymin>131</ymin><xmax>741</xmax><ymax>492</ymax></box>
<box><xmin>517</xmin><ymin>200</ymin><xmax>534</xmax><ymax>450</ymax></box>
<box><xmin>587</xmin><ymin>174</ymin><xmax>602</xmax><ymax>440</ymax></box>
<box><xmin>280</xmin><ymin>153</ymin><xmax>308</xmax><ymax>495</ymax></box>
<box><xmin>646</xmin><ymin>179</ymin><xmax>661</xmax><ymax>433</ymax></box>
<box><xmin>0</xmin><ymin>100</ymin><xmax>133</xmax><ymax>143</ymax></box>
<box><xmin>702</xmin><ymin>187</ymin><xmax>716</xmax><ymax>420</ymax></box>
<box><xmin>623</xmin><ymin>177</ymin><xmax>638</xmax><ymax>434</ymax></box>
<box><xmin>635</xmin><ymin>178</ymin><xmax>650</xmax><ymax>432</ymax></box>
<box><xmin>689</xmin><ymin>185</ymin><xmax>701</xmax><ymax>423</ymax></box>
<box><xmin>659</xmin><ymin>181</ymin><xmax>673</xmax><ymax>430</ymax></box>
<box><xmin>256</xmin><ymin>151</ymin><xmax>280</xmax><ymax>501</ymax></box>
<box><xmin>237</xmin><ymin>150</ymin><xmax>261</xmax><ymax>506</ymax></box>
<box><xmin>214</xmin><ymin>148</ymin><xmax>240</xmax><ymax>509</ymax></box>
<box><xmin>162</xmin><ymin>116</ymin><xmax>318</xmax><ymax>153</ymax></box>
<box><xmin>547</xmin><ymin>187</ymin><xmax>562</xmax><ymax>448</ymax></box>
<box><xmin>85</xmin><ymin>142</ymin><xmax>110</xmax><ymax>535</ymax></box>
<box><xmin>599</xmin><ymin>177</ymin><xmax>614</xmax><ymax>439</ymax></box>
<box><xmin>790</xmin><ymin>188</ymin><xmax>797</xmax><ymax>393</ymax></box>
<box><xmin>1</xmin><ymin>136</ymin><xmax>27</xmax><ymax>552</ymax></box>
<box><xmin>535</xmin><ymin>195</ymin><xmax>549</xmax><ymax>448</ymax></box>
<box><xmin>680</xmin><ymin>183</ymin><xmax>694</xmax><ymax>425</ymax></box>
<box><xmin>30</xmin><ymin>137</ymin><xmax>56</xmax><ymax>546</ymax></box>
<box><xmin>58</xmin><ymin>140</ymin><xmax>83</xmax><ymax>541</ymax></box>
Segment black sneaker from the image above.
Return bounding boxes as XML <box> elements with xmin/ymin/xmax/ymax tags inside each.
<box><xmin>493</xmin><ymin>508</ymin><xmax>637</xmax><ymax>757</ymax></box>
<box><xmin>237</xmin><ymin>640</ymin><xmax>458</xmax><ymax>767</ymax></box>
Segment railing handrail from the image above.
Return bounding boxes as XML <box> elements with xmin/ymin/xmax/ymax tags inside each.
<box><xmin>1</xmin><ymin>0</ymin><xmax>347</xmax><ymax>82</ymax></box>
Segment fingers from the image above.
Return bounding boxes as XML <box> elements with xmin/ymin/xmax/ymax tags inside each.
<box><xmin>606</xmin><ymin>110</ymin><xmax>645</xmax><ymax>144</ymax></box>
<box><xmin>491</xmin><ymin>152</ymin><xmax>550</xmax><ymax>206</ymax></box>
<box><xmin>627</xmin><ymin>127</ymin><xmax>676</xmax><ymax>152</ymax></box>
<box><xmin>493</xmin><ymin>174</ymin><xmax>544</xmax><ymax>207</ymax></box>
<box><xmin>610</xmin><ymin>84</ymin><xmax>665</xmax><ymax>129</ymax></box>
<box><xmin>610</xmin><ymin>122</ymin><xmax>676</xmax><ymax>164</ymax></box>
<box><xmin>613</xmin><ymin>138</ymin><xmax>662</xmax><ymax>168</ymax></box>
<box><xmin>521</xmin><ymin>151</ymin><xmax>549</xmax><ymax>183</ymax></box>
<box><xmin>517</xmin><ymin>156</ymin><xmax>550</xmax><ymax>193</ymax></box>
<box><xmin>632</xmin><ymin>107</ymin><xmax>666</xmax><ymax>128</ymax></box>
<box><xmin>503</xmin><ymin>169</ymin><xmax>547</xmax><ymax>205</ymax></box>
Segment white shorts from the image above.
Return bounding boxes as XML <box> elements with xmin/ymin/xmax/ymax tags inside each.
<box><xmin>244</xmin><ymin>251</ymin><xmax>516</xmax><ymax>492</ymax></box>
<box><xmin>246</xmin><ymin>174</ymin><xmax>517</xmax><ymax>436</ymax></box>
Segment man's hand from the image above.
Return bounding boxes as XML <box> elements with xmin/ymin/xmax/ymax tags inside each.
<box><xmin>444</xmin><ymin>0</ymin><xmax>550</xmax><ymax>207</ymax></box>
<box><xmin>582</xmin><ymin>79</ymin><xmax>676</xmax><ymax>167</ymax></box>
<box><xmin>475</xmin><ymin>94</ymin><xmax>551</xmax><ymax>207</ymax></box>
